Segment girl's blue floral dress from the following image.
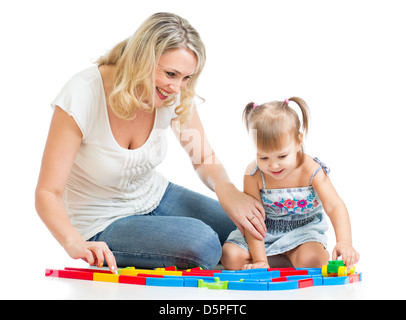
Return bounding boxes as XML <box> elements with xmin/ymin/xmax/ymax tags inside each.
<box><xmin>225</xmin><ymin>158</ymin><xmax>329</xmax><ymax>256</ymax></box>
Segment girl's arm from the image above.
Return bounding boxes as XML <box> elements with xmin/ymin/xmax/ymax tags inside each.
<box><xmin>311</xmin><ymin>169</ymin><xmax>360</xmax><ymax>266</ymax></box>
<box><xmin>171</xmin><ymin>109</ymin><xmax>266</xmax><ymax>240</ymax></box>
<box><xmin>35</xmin><ymin>107</ymin><xmax>117</xmax><ymax>273</ymax></box>
<box><xmin>242</xmin><ymin>169</ymin><xmax>269</xmax><ymax>269</ymax></box>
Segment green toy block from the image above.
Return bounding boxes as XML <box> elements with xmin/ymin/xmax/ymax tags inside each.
<box><xmin>327</xmin><ymin>260</ymin><xmax>345</xmax><ymax>273</ymax></box>
<box><xmin>322</xmin><ymin>260</ymin><xmax>356</xmax><ymax>277</ymax></box>
<box><xmin>198</xmin><ymin>277</ymin><xmax>228</xmax><ymax>290</ymax></box>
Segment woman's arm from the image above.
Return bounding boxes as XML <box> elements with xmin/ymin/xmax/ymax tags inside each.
<box><xmin>312</xmin><ymin>170</ymin><xmax>359</xmax><ymax>266</ymax></box>
<box><xmin>35</xmin><ymin>107</ymin><xmax>117</xmax><ymax>273</ymax></box>
<box><xmin>171</xmin><ymin>109</ymin><xmax>266</xmax><ymax>240</ymax></box>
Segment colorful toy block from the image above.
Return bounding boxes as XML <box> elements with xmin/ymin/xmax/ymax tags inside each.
<box><xmin>310</xmin><ymin>276</ymin><xmax>323</xmax><ymax>286</ymax></box>
<box><xmin>228</xmin><ymin>280</ymin><xmax>268</xmax><ymax>291</ymax></box>
<box><xmin>146</xmin><ymin>277</ymin><xmax>184</xmax><ymax>287</ymax></box>
<box><xmin>120</xmin><ymin>267</ymin><xmax>183</xmax><ymax>277</ymax></box>
<box><xmin>322</xmin><ymin>260</ymin><xmax>356</xmax><ymax>277</ymax></box>
<box><xmin>268</xmin><ymin>280</ymin><xmax>299</xmax><ymax>291</ymax></box>
<box><xmin>45</xmin><ymin>262</ymin><xmax>362</xmax><ymax>292</ymax></box>
<box><xmin>45</xmin><ymin>268</ymin><xmax>93</xmax><ymax>281</ymax></box>
<box><xmin>216</xmin><ymin>272</ymin><xmax>251</xmax><ymax>281</ymax></box>
<box><xmin>93</xmin><ymin>272</ymin><xmax>119</xmax><ymax>283</ymax></box>
<box><xmin>298</xmin><ymin>278</ymin><xmax>313</xmax><ymax>289</ymax></box>
<box><xmin>118</xmin><ymin>275</ymin><xmax>146</xmax><ymax>285</ymax></box>
<box><xmin>198</xmin><ymin>277</ymin><xmax>228</xmax><ymax>290</ymax></box>
<box><xmin>349</xmin><ymin>273</ymin><xmax>361</xmax><ymax>283</ymax></box>
<box><xmin>322</xmin><ymin>275</ymin><xmax>349</xmax><ymax>286</ymax></box>
<box><xmin>249</xmin><ymin>271</ymin><xmax>279</xmax><ymax>280</ymax></box>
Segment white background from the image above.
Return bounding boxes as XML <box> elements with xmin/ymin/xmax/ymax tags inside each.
<box><xmin>1</xmin><ymin>0</ymin><xmax>405</xmax><ymax>299</ymax></box>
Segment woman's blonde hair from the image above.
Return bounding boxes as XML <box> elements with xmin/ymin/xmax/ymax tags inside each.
<box><xmin>243</xmin><ymin>97</ymin><xmax>310</xmax><ymax>166</ymax></box>
<box><xmin>97</xmin><ymin>12</ymin><xmax>206</xmax><ymax>124</ymax></box>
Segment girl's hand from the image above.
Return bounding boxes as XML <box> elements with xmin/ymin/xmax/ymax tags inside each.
<box><xmin>242</xmin><ymin>261</ymin><xmax>270</xmax><ymax>270</ymax></box>
<box><xmin>216</xmin><ymin>183</ymin><xmax>267</xmax><ymax>240</ymax></box>
<box><xmin>64</xmin><ymin>240</ymin><xmax>118</xmax><ymax>274</ymax></box>
<box><xmin>332</xmin><ymin>242</ymin><xmax>360</xmax><ymax>266</ymax></box>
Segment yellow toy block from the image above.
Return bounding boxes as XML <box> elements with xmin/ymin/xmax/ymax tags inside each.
<box><xmin>120</xmin><ymin>267</ymin><xmax>182</xmax><ymax>277</ymax></box>
<box><xmin>120</xmin><ymin>267</ymin><xmax>150</xmax><ymax>276</ymax></box>
<box><xmin>93</xmin><ymin>272</ymin><xmax>119</xmax><ymax>283</ymax></box>
<box><xmin>155</xmin><ymin>270</ymin><xmax>183</xmax><ymax>276</ymax></box>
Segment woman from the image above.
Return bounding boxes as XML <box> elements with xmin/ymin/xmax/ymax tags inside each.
<box><xmin>35</xmin><ymin>12</ymin><xmax>266</xmax><ymax>273</ymax></box>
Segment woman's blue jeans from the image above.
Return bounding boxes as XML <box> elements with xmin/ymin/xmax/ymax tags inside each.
<box><xmin>88</xmin><ymin>182</ymin><xmax>236</xmax><ymax>270</ymax></box>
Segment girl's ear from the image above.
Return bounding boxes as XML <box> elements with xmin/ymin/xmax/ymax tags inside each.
<box><xmin>297</xmin><ymin>133</ymin><xmax>304</xmax><ymax>151</ymax></box>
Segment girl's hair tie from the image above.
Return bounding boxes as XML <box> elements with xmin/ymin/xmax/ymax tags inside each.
<box><xmin>253</xmin><ymin>103</ymin><xmax>259</xmax><ymax>109</ymax></box>
<box><xmin>284</xmin><ymin>99</ymin><xmax>290</xmax><ymax>105</ymax></box>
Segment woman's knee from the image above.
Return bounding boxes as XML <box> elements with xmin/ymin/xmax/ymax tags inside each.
<box><xmin>179</xmin><ymin>218</ymin><xmax>222</xmax><ymax>270</ymax></box>
<box><xmin>96</xmin><ymin>215</ymin><xmax>222</xmax><ymax>270</ymax></box>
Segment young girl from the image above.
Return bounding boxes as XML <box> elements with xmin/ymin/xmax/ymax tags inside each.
<box><xmin>221</xmin><ymin>97</ymin><xmax>359</xmax><ymax>270</ymax></box>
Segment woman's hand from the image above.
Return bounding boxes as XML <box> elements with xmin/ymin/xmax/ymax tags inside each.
<box><xmin>215</xmin><ymin>183</ymin><xmax>266</xmax><ymax>240</ymax></box>
<box><xmin>64</xmin><ymin>240</ymin><xmax>118</xmax><ymax>274</ymax></box>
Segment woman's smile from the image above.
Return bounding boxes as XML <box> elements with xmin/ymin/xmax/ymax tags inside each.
<box><xmin>156</xmin><ymin>87</ymin><xmax>170</xmax><ymax>100</ymax></box>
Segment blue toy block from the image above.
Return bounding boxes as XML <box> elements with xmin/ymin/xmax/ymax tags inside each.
<box><xmin>268</xmin><ymin>280</ymin><xmax>299</xmax><ymax>291</ymax></box>
<box><xmin>310</xmin><ymin>276</ymin><xmax>323</xmax><ymax>286</ymax></box>
<box><xmin>322</xmin><ymin>276</ymin><xmax>349</xmax><ymax>286</ymax></box>
<box><xmin>228</xmin><ymin>280</ymin><xmax>268</xmax><ymax>291</ymax></box>
<box><xmin>183</xmin><ymin>276</ymin><xmax>214</xmax><ymax>287</ymax></box>
<box><xmin>235</xmin><ymin>268</ymin><xmax>268</xmax><ymax>273</ymax></box>
<box><xmin>296</xmin><ymin>268</ymin><xmax>322</xmax><ymax>275</ymax></box>
<box><xmin>249</xmin><ymin>271</ymin><xmax>280</xmax><ymax>280</ymax></box>
<box><xmin>216</xmin><ymin>272</ymin><xmax>251</xmax><ymax>281</ymax></box>
<box><xmin>184</xmin><ymin>277</ymin><xmax>199</xmax><ymax>287</ymax></box>
<box><xmin>146</xmin><ymin>277</ymin><xmax>184</xmax><ymax>287</ymax></box>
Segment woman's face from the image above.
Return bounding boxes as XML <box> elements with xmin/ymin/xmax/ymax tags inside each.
<box><xmin>154</xmin><ymin>47</ymin><xmax>198</xmax><ymax>107</ymax></box>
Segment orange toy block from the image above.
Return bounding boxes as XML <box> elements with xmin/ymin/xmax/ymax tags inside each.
<box><xmin>93</xmin><ymin>272</ymin><xmax>120</xmax><ymax>283</ymax></box>
<box><xmin>120</xmin><ymin>267</ymin><xmax>182</xmax><ymax>277</ymax></box>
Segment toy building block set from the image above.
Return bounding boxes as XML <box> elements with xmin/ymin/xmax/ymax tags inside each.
<box><xmin>45</xmin><ymin>260</ymin><xmax>362</xmax><ymax>291</ymax></box>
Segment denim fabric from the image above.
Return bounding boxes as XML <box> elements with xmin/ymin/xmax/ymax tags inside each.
<box><xmin>88</xmin><ymin>182</ymin><xmax>235</xmax><ymax>270</ymax></box>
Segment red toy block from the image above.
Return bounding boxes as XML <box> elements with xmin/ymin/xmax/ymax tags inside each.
<box><xmin>298</xmin><ymin>278</ymin><xmax>313</xmax><ymax>288</ymax></box>
<box><xmin>137</xmin><ymin>273</ymin><xmax>165</xmax><ymax>278</ymax></box>
<box><xmin>348</xmin><ymin>273</ymin><xmax>360</xmax><ymax>283</ymax></box>
<box><xmin>189</xmin><ymin>267</ymin><xmax>203</xmax><ymax>271</ymax></box>
<box><xmin>267</xmin><ymin>268</ymin><xmax>295</xmax><ymax>272</ymax></box>
<box><xmin>64</xmin><ymin>267</ymin><xmax>112</xmax><ymax>274</ymax></box>
<box><xmin>119</xmin><ymin>275</ymin><xmax>146</xmax><ymax>285</ymax></box>
<box><xmin>45</xmin><ymin>269</ymin><xmax>93</xmax><ymax>281</ymax></box>
<box><xmin>163</xmin><ymin>266</ymin><xmax>178</xmax><ymax>271</ymax></box>
<box><xmin>280</xmin><ymin>270</ymin><xmax>308</xmax><ymax>277</ymax></box>
<box><xmin>271</xmin><ymin>276</ymin><xmax>288</xmax><ymax>282</ymax></box>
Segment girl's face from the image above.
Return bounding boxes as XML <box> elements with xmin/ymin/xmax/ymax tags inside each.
<box><xmin>154</xmin><ymin>47</ymin><xmax>197</xmax><ymax>107</ymax></box>
<box><xmin>256</xmin><ymin>134</ymin><xmax>303</xmax><ymax>181</ymax></box>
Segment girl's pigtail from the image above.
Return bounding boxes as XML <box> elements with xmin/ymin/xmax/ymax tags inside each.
<box><xmin>243</xmin><ymin>102</ymin><xmax>257</xmax><ymax>130</ymax></box>
<box><xmin>288</xmin><ymin>97</ymin><xmax>310</xmax><ymax>136</ymax></box>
